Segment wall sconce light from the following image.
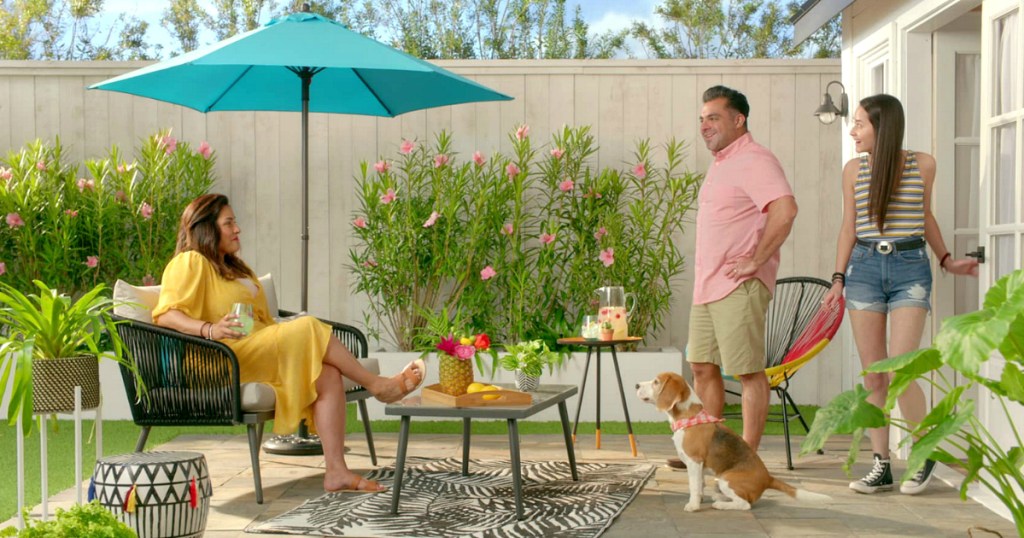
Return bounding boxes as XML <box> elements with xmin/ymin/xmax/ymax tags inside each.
<box><xmin>814</xmin><ymin>80</ymin><xmax>848</xmax><ymax>125</ymax></box>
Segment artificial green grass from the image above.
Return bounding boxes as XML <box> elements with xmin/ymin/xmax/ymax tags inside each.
<box><xmin>1</xmin><ymin>403</ymin><xmax>816</xmax><ymax>521</ymax></box>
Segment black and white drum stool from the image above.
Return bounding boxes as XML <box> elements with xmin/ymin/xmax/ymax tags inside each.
<box><xmin>91</xmin><ymin>451</ymin><xmax>212</xmax><ymax>538</ymax></box>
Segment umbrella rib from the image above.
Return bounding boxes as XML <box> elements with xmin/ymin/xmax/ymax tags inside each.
<box><xmin>350</xmin><ymin>69</ymin><xmax>395</xmax><ymax>117</ymax></box>
<box><xmin>206</xmin><ymin>65</ymin><xmax>255</xmax><ymax>112</ymax></box>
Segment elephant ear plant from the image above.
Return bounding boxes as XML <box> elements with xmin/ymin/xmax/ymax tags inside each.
<box><xmin>801</xmin><ymin>269</ymin><xmax>1024</xmax><ymax>534</ymax></box>
<box><xmin>0</xmin><ymin>280</ymin><xmax>138</xmax><ymax>435</ymax></box>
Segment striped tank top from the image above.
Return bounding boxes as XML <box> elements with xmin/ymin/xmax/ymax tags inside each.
<box><xmin>854</xmin><ymin>150</ymin><xmax>925</xmax><ymax>239</ymax></box>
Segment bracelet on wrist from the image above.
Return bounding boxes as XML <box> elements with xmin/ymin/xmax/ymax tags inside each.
<box><xmin>203</xmin><ymin>322</ymin><xmax>212</xmax><ymax>340</ymax></box>
<box><xmin>939</xmin><ymin>252</ymin><xmax>951</xmax><ymax>271</ymax></box>
<box><xmin>831</xmin><ymin>272</ymin><xmax>845</xmax><ymax>286</ymax></box>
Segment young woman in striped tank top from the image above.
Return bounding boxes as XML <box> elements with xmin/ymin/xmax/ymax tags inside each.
<box><xmin>822</xmin><ymin>94</ymin><xmax>978</xmax><ymax>496</ymax></box>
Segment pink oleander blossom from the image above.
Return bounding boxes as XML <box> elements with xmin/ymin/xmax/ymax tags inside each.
<box><xmin>594</xmin><ymin>227</ymin><xmax>607</xmax><ymax>240</ymax></box>
<box><xmin>423</xmin><ymin>211</ymin><xmax>440</xmax><ymax>228</ymax></box>
<box><xmin>501</xmin><ymin>223</ymin><xmax>513</xmax><ymax>236</ymax></box>
<box><xmin>162</xmin><ymin>135</ymin><xmax>177</xmax><ymax>154</ymax></box>
<box><xmin>142</xmin><ymin>274</ymin><xmax>156</xmax><ymax>286</ymax></box>
<box><xmin>36</xmin><ymin>161</ymin><xmax>46</xmax><ymax>171</ymax></box>
<box><xmin>353</xmin><ymin>216</ymin><xmax>367</xmax><ymax>229</ymax></box>
<box><xmin>600</xmin><ymin>248</ymin><xmax>615</xmax><ymax>267</ymax></box>
<box><xmin>76</xmin><ymin>178</ymin><xmax>95</xmax><ymax>192</ymax></box>
<box><xmin>550</xmin><ymin>147</ymin><xmax>565</xmax><ymax>159</ymax></box>
<box><xmin>433</xmin><ymin>154</ymin><xmax>449</xmax><ymax>168</ymax></box>
<box><xmin>0</xmin><ymin>262</ymin><xmax>5</xmax><ymax>276</ymax></box>
<box><xmin>6</xmin><ymin>213</ymin><xmax>24</xmax><ymax>228</ymax></box>
<box><xmin>541</xmin><ymin>233</ymin><xmax>555</xmax><ymax>245</ymax></box>
<box><xmin>399</xmin><ymin>140</ymin><xmax>415</xmax><ymax>155</ymax></box>
<box><xmin>197</xmin><ymin>141</ymin><xmax>212</xmax><ymax>160</ymax></box>
<box><xmin>584</xmin><ymin>188</ymin><xmax>602</xmax><ymax>199</ymax></box>
<box><xmin>480</xmin><ymin>265</ymin><xmax>497</xmax><ymax>280</ymax></box>
<box><xmin>374</xmin><ymin>160</ymin><xmax>390</xmax><ymax>173</ymax></box>
<box><xmin>0</xmin><ymin>167</ymin><xmax>12</xmax><ymax>180</ymax></box>
<box><xmin>506</xmin><ymin>162</ymin><xmax>520</xmax><ymax>179</ymax></box>
<box><xmin>362</xmin><ymin>259</ymin><xmax>378</xmax><ymax>268</ymax></box>
<box><xmin>473</xmin><ymin>151</ymin><xmax>486</xmax><ymax>166</ymax></box>
<box><xmin>515</xmin><ymin>124</ymin><xmax>530</xmax><ymax>140</ymax></box>
<box><xmin>558</xmin><ymin>179</ymin><xmax>574</xmax><ymax>192</ymax></box>
<box><xmin>85</xmin><ymin>256</ymin><xmax>99</xmax><ymax>268</ymax></box>
<box><xmin>633</xmin><ymin>162</ymin><xmax>646</xmax><ymax>179</ymax></box>
<box><xmin>140</xmin><ymin>202</ymin><xmax>154</xmax><ymax>219</ymax></box>
<box><xmin>115</xmin><ymin>190</ymin><xmax>128</xmax><ymax>203</ymax></box>
<box><xmin>380</xmin><ymin>188</ymin><xmax>397</xmax><ymax>204</ymax></box>
<box><xmin>64</xmin><ymin>209</ymin><xmax>78</xmax><ymax>217</ymax></box>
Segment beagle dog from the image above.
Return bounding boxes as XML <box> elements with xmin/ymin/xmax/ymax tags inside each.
<box><xmin>636</xmin><ymin>372</ymin><xmax>829</xmax><ymax>511</ymax></box>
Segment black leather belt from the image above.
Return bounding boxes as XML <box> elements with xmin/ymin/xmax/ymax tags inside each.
<box><xmin>856</xmin><ymin>237</ymin><xmax>925</xmax><ymax>255</ymax></box>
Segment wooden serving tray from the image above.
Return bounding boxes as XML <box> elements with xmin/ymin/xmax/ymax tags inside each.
<box><xmin>420</xmin><ymin>384</ymin><xmax>533</xmax><ymax>407</ymax></box>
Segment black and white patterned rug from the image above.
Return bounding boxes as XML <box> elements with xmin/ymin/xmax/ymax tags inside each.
<box><xmin>246</xmin><ymin>457</ymin><xmax>655</xmax><ymax>537</ymax></box>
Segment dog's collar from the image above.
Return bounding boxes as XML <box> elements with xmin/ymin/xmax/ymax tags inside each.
<box><xmin>671</xmin><ymin>409</ymin><xmax>724</xmax><ymax>432</ymax></box>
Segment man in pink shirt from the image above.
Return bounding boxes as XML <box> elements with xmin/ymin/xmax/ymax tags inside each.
<box><xmin>670</xmin><ymin>86</ymin><xmax>797</xmax><ymax>470</ymax></box>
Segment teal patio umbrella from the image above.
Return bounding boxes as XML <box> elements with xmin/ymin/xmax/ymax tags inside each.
<box><xmin>91</xmin><ymin>7</ymin><xmax>512</xmax><ymax>311</ymax></box>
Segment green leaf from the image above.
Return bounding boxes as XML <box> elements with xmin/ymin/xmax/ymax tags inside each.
<box><xmin>879</xmin><ymin>349</ymin><xmax>941</xmax><ymax>411</ymax></box>
<box><xmin>916</xmin><ymin>386</ymin><xmax>966</xmax><ymax>431</ymax></box>
<box><xmin>935</xmin><ymin>309</ymin><xmax>1008</xmax><ymax>376</ymax></box>
<box><xmin>800</xmin><ymin>386</ymin><xmax>886</xmax><ymax>454</ymax></box>
<box><xmin>999</xmin><ymin>362</ymin><xmax>1024</xmax><ymax>405</ymax></box>
<box><xmin>898</xmin><ymin>400</ymin><xmax>974</xmax><ymax>483</ymax></box>
<box><xmin>999</xmin><ymin>312</ymin><xmax>1024</xmax><ymax>365</ymax></box>
<box><xmin>983</xmin><ymin>269</ymin><xmax>1024</xmax><ymax>310</ymax></box>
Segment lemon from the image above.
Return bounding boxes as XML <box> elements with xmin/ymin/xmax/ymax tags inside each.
<box><xmin>466</xmin><ymin>382</ymin><xmax>487</xmax><ymax>394</ymax></box>
<box><xmin>460</xmin><ymin>337</ymin><xmax>474</xmax><ymax>345</ymax></box>
<box><xmin>482</xmin><ymin>393</ymin><xmax>501</xmax><ymax>401</ymax></box>
<box><xmin>487</xmin><ymin>385</ymin><xmax>502</xmax><ymax>391</ymax></box>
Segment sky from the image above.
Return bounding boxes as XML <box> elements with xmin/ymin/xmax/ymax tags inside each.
<box><xmin>100</xmin><ymin>0</ymin><xmax>664</xmax><ymax>57</ymax></box>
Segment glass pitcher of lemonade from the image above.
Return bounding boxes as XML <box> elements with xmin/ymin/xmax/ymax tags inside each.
<box><xmin>594</xmin><ymin>286</ymin><xmax>637</xmax><ymax>340</ymax></box>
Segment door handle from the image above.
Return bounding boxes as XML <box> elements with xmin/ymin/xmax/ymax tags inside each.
<box><xmin>966</xmin><ymin>246</ymin><xmax>985</xmax><ymax>264</ymax></box>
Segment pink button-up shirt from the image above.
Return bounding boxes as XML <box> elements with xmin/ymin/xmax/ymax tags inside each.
<box><xmin>693</xmin><ymin>132</ymin><xmax>792</xmax><ymax>305</ymax></box>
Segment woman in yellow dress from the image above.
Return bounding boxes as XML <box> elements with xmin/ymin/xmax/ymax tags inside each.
<box><xmin>154</xmin><ymin>193</ymin><xmax>425</xmax><ymax>493</ymax></box>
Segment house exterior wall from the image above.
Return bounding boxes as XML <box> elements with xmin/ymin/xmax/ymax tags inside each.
<box><xmin>0</xmin><ymin>59</ymin><xmax>845</xmax><ymax>407</ymax></box>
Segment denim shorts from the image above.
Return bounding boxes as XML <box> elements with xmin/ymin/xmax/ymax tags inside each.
<box><xmin>845</xmin><ymin>241</ymin><xmax>932</xmax><ymax>313</ymax></box>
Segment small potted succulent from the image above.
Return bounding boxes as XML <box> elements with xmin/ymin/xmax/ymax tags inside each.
<box><xmin>498</xmin><ymin>339</ymin><xmax>563</xmax><ymax>392</ymax></box>
<box><xmin>599</xmin><ymin>321</ymin><xmax>615</xmax><ymax>341</ymax></box>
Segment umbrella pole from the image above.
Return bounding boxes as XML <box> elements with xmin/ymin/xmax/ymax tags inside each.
<box><xmin>300</xmin><ymin>71</ymin><xmax>311</xmax><ymax>313</ymax></box>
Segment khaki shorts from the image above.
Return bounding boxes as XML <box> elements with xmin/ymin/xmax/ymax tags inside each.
<box><xmin>687</xmin><ymin>279</ymin><xmax>771</xmax><ymax>376</ymax></box>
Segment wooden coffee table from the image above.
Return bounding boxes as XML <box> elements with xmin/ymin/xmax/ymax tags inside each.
<box><xmin>384</xmin><ymin>384</ymin><xmax>579</xmax><ymax>521</ymax></box>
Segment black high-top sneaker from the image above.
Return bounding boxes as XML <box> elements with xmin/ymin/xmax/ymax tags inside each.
<box><xmin>900</xmin><ymin>459</ymin><xmax>936</xmax><ymax>495</ymax></box>
<box><xmin>849</xmin><ymin>453</ymin><xmax>893</xmax><ymax>494</ymax></box>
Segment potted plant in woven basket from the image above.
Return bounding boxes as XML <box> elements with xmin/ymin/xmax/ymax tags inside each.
<box><xmin>498</xmin><ymin>340</ymin><xmax>563</xmax><ymax>392</ymax></box>
<box><xmin>0</xmin><ymin>280</ymin><xmax>135</xmax><ymax>435</ymax></box>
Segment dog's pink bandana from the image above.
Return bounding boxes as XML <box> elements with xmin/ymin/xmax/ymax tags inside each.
<box><xmin>671</xmin><ymin>410</ymin><xmax>724</xmax><ymax>432</ymax></box>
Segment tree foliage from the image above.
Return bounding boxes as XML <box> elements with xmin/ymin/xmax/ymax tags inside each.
<box><xmin>0</xmin><ymin>0</ymin><xmax>158</xmax><ymax>60</ymax></box>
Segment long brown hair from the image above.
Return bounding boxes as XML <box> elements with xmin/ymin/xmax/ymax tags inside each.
<box><xmin>176</xmin><ymin>193</ymin><xmax>255</xmax><ymax>280</ymax></box>
<box><xmin>861</xmin><ymin>94</ymin><xmax>906</xmax><ymax>233</ymax></box>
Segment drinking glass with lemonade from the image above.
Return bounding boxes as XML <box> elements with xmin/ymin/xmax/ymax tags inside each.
<box><xmin>231</xmin><ymin>303</ymin><xmax>254</xmax><ymax>336</ymax></box>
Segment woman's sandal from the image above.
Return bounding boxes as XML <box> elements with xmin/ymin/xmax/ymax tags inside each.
<box><xmin>399</xmin><ymin>359</ymin><xmax>427</xmax><ymax>394</ymax></box>
<box><xmin>327</xmin><ymin>476</ymin><xmax>387</xmax><ymax>493</ymax></box>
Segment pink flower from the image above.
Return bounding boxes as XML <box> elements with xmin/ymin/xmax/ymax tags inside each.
<box><xmin>436</xmin><ymin>335</ymin><xmax>458</xmax><ymax>357</ymax></box>
<box><xmin>380</xmin><ymin>188</ymin><xmax>396</xmax><ymax>204</ymax></box>
<box><xmin>433</xmin><ymin>154</ymin><xmax>449</xmax><ymax>168</ymax></box>
<box><xmin>361</xmin><ymin>259</ymin><xmax>378</xmax><ymax>268</ymax></box>
<box><xmin>501</xmin><ymin>223</ymin><xmax>514</xmax><ymax>236</ymax></box>
<box><xmin>540</xmin><ymin>233</ymin><xmax>555</xmax><ymax>245</ymax></box>
<box><xmin>423</xmin><ymin>211</ymin><xmax>440</xmax><ymax>228</ymax></box>
<box><xmin>399</xmin><ymin>139</ymin><xmax>415</xmax><ymax>155</ymax></box>
<box><xmin>584</xmin><ymin>188</ymin><xmax>602</xmax><ymax>199</ymax></box>
<box><xmin>506</xmin><ymin>162</ymin><xmax>520</xmax><ymax>179</ymax></box>
<box><xmin>455</xmin><ymin>344</ymin><xmax>476</xmax><ymax>360</ymax></box>
<box><xmin>142</xmin><ymin>274</ymin><xmax>156</xmax><ymax>286</ymax></box>
<box><xmin>116</xmin><ymin>162</ymin><xmax>136</xmax><ymax>174</ymax></box>
<box><xmin>473</xmin><ymin>151</ymin><xmax>486</xmax><ymax>167</ymax></box>
<box><xmin>85</xmin><ymin>255</ymin><xmax>99</xmax><ymax>268</ymax></box>
<box><xmin>550</xmin><ymin>147</ymin><xmax>565</xmax><ymax>159</ymax></box>
<box><xmin>140</xmin><ymin>202</ymin><xmax>153</xmax><ymax>219</ymax></box>
<box><xmin>515</xmin><ymin>124</ymin><xmax>530</xmax><ymax>141</ymax></box>
<box><xmin>374</xmin><ymin>160</ymin><xmax>390</xmax><ymax>173</ymax></box>
<box><xmin>0</xmin><ymin>167</ymin><xmax>12</xmax><ymax>180</ymax></box>
<box><xmin>36</xmin><ymin>160</ymin><xmax>46</xmax><ymax>171</ymax></box>
<box><xmin>76</xmin><ymin>178</ymin><xmax>95</xmax><ymax>192</ymax></box>
<box><xmin>352</xmin><ymin>216</ymin><xmax>367</xmax><ymax>229</ymax></box>
<box><xmin>115</xmin><ymin>190</ymin><xmax>128</xmax><ymax>203</ymax></box>
<box><xmin>594</xmin><ymin>226</ymin><xmax>607</xmax><ymax>240</ymax></box>
<box><xmin>558</xmin><ymin>179</ymin><xmax>574</xmax><ymax>192</ymax></box>
<box><xmin>6</xmin><ymin>213</ymin><xmax>24</xmax><ymax>228</ymax></box>
<box><xmin>480</xmin><ymin>265</ymin><xmax>497</xmax><ymax>280</ymax></box>
<box><xmin>64</xmin><ymin>209</ymin><xmax>78</xmax><ymax>217</ymax></box>
<box><xmin>0</xmin><ymin>262</ymin><xmax>5</xmax><ymax>276</ymax></box>
<box><xmin>633</xmin><ymin>162</ymin><xmax>646</xmax><ymax>179</ymax></box>
<box><xmin>600</xmin><ymin>248</ymin><xmax>615</xmax><ymax>267</ymax></box>
<box><xmin>162</xmin><ymin>135</ymin><xmax>177</xmax><ymax>154</ymax></box>
<box><xmin>197</xmin><ymin>141</ymin><xmax>212</xmax><ymax>160</ymax></box>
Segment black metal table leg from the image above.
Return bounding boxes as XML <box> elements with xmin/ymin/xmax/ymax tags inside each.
<box><xmin>595</xmin><ymin>347</ymin><xmax>602</xmax><ymax>449</ymax></box>
<box><xmin>462</xmin><ymin>417</ymin><xmax>471</xmax><ymax>476</ymax></box>
<box><xmin>507</xmin><ymin>418</ymin><xmax>524</xmax><ymax>520</ymax></box>
<box><xmin>558</xmin><ymin>401</ymin><xmax>579</xmax><ymax>481</ymax></box>
<box><xmin>571</xmin><ymin>348</ymin><xmax>593</xmax><ymax>443</ymax></box>
<box><xmin>390</xmin><ymin>415</ymin><xmax>411</xmax><ymax>515</ymax></box>
<box><xmin>609</xmin><ymin>346</ymin><xmax>638</xmax><ymax>457</ymax></box>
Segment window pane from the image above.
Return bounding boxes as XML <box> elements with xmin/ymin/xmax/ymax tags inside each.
<box><xmin>994</xmin><ymin>234</ymin><xmax>1015</xmax><ymax>281</ymax></box>
<box><xmin>993</xmin><ymin>11</ymin><xmax>1019</xmax><ymax>115</ymax></box>
<box><xmin>955</xmin><ymin>144</ymin><xmax>980</xmax><ymax>229</ymax></box>
<box><xmin>955</xmin><ymin>53</ymin><xmax>980</xmax><ymax>137</ymax></box>
<box><xmin>993</xmin><ymin>124</ymin><xmax>1016</xmax><ymax>225</ymax></box>
<box><xmin>954</xmin><ymin>235</ymin><xmax>979</xmax><ymax>314</ymax></box>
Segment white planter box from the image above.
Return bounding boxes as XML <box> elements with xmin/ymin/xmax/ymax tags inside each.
<box><xmin>364</xmin><ymin>348</ymin><xmax>684</xmax><ymax>423</ymax></box>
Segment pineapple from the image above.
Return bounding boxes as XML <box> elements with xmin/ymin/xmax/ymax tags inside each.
<box><xmin>439</xmin><ymin>354</ymin><xmax>474</xmax><ymax>396</ymax></box>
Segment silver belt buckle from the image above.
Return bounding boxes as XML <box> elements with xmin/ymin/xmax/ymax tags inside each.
<box><xmin>876</xmin><ymin>241</ymin><xmax>893</xmax><ymax>254</ymax></box>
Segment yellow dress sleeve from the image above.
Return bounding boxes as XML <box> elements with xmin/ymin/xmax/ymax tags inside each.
<box><xmin>153</xmin><ymin>251</ymin><xmax>213</xmax><ymax>323</ymax></box>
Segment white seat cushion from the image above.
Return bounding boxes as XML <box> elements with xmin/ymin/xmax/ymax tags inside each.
<box><xmin>239</xmin><ymin>358</ymin><xmax>380</xmax><ymax>412</ymax></box>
